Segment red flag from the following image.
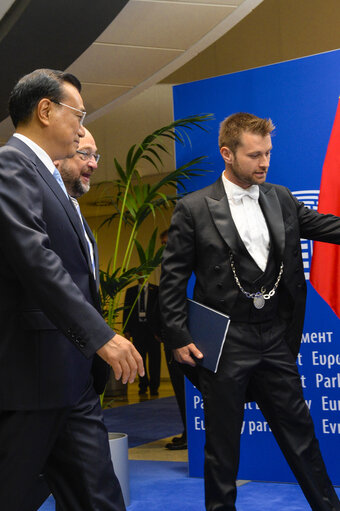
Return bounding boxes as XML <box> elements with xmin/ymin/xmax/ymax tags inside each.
<box><xmin>310</xmin><ymin>98</ymin><xmax>340</xmax><ymax>317</ymax></box>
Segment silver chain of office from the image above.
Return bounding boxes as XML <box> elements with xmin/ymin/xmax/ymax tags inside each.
<box><xmin>229</xmin><ymin>252</ymin><xmax>284</xmax><ymax>309</ymax></box>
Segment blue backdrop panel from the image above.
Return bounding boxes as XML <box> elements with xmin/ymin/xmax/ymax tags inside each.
<box><xmin>172</xmin><ymin>48</ymin><xmax>340</xmax><ymax>482</ymax></box>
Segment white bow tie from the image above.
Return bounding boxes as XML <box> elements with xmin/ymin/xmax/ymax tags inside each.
<box><xmin>231</xmin><ymin>185</ymin><xmax>259</xmax><ymax>202</ymax></box>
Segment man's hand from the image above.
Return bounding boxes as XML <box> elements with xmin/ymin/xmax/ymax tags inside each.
<box><xmin>173</xmin><ymin>343</ymin><xmax>203</xmax><ymax>367</ymax></box>
<box><xmin>97</xmin><ymin>334</ymin><xmax>145</xmax><ymax>384</ymax></box>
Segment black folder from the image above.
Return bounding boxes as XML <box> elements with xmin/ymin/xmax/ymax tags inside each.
<box><xmin>187</xmin><ymin>299</ymin><xmax>230</xmax><ymax>373</ymax></box>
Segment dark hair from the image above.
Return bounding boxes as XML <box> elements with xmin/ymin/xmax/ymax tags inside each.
<box><xmin>8</xmin><ymin>68</ymin><xmax>82</xmax><ymax>128</ymax></box>
<box><xmin>218</xmin><ymin>112</ymin><xmax>275</xmax><ymax>153</ymax></box>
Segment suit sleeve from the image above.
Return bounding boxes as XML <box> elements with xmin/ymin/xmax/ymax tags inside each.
<box><xmin>286</xmin><ymin>189</ymin><xmax>340</xmax><ymax>242</ymax></box>
<box><xmin>159</xmin><ymin>200</ymin><xmax>195</xmax><ymax>349</ymax></box>
<box><xmin>0</xmin><ymin>148</ymin><xmax>114</xmax><ymax>358</ymax></box>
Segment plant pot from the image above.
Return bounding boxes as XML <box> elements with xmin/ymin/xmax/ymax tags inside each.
<box><xmin>108</xmin><ymin>432</ymin><xmax>130</xmax><ymax>506</ymax></box>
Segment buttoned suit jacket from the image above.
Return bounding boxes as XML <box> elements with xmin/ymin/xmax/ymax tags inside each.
<box><xmin>0</xmin><ymin>136</ymin><xmax>113</xmax><ymax>410</ymax></box>
<box><xmin>160</xmin><ymin>176</ymin><xmax>340</xmax><ymax>367</ymax></box>
<box><xmin>123</xmin><ymin>283</ymin><xmax>161</xmax><ymax>338</ymax></box>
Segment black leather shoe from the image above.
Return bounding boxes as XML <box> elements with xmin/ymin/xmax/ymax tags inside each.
<box><xmin>165</xmin><ymin>440</ymin><xmax>188</xmax><ymax>450</ymax></box>
<box><xmin>171</xmin><ymin>434</ymin><xmax>186</xmax><ymax>445</ymax></box>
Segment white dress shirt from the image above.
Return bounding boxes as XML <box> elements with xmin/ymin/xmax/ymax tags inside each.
<box><xmin>222</xmin><ymin>172</ymin><xmax>270</xmax><ymax>271</ymax></box>
<box><xmin>13</xmin><ymin>133</ymin><xmax>56</xmax><ymax>175</ymax></box>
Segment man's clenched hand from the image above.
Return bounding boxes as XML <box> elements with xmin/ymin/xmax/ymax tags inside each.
<box><xmin>97</xmin><ymin>334</ymin><xmax>145</xmax><ymax>384</ymax></box>
<box><xmin>173</xmin><ymin>343</ymin><xmax>203</xmax><ymax>367</ymax></box>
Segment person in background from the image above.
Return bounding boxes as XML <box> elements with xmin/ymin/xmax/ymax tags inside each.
<box><xmin>55</xmin><ymin>126</ymin><xmax>98</xmax><ymax>280</ymax></box>
<box><xmin>160</xmin><ymin>112</ymin><xmax>340</xmax><ymax>510</ymax></box>
<box><xmin>160</xmin><ymin>229</ymin><xmax>187</xmax><ymax>450</ymax></box>
<box><xmin>123</xmin><ymin>278</ymin><xmax>161</xmax><ymax>397</ymax></box>
<box><xmin>55</xmin><ymin>126</ymin><xmax>98</xmax><ymax>198</ymax></box>
<box><xmin>0</xmin><ymin>68</ymin><xmax>143</xmax><ymax>511</ymax></box>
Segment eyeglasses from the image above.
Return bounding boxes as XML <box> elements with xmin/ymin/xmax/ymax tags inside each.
<box><xmin>52</xmin><ymin>100</ymin><xmax>86</xmax><ymax>126</ymax></box>
<box><xmin>76</xmin><ymin>149</ymin><xmax>100</xmax><ymax>163</ymax></box>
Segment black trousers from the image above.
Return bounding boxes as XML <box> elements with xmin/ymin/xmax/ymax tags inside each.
<box><xmin>0</xmin><ymin>380</ymin><xmax>125</xmax><ymax>511</ymax></box>
<box><xmin>164</xmin><ymin>346</ymin><xmax>186</xmax><ymax>436</ymax></box>
<box><xmin>133</xmin><ymin>324</ymin><xmax>161</xmax><ymax>393</ymax></box>
<box><xmin>199</xmin><ymin>318</ymin><xmax>340</xmax><ymax>511</ymax></box>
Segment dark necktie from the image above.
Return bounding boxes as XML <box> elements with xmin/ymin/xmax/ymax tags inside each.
<box><xmin>139</xmin><ymin>287</ymin><xmax>146</xmax><ymax>322</ymax></box>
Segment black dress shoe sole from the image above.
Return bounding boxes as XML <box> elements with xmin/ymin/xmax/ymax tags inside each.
<box><xmin>165</xmin><ymin>442</ymin><xmax>188</xmax><ymax>450</ymax></box>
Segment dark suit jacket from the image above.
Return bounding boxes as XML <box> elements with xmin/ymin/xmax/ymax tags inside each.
<box><xmin>123</xmin><ymin>283</ymin><xmax>161</xmax><ymax>338</ymax></box>
<box><xmin>160</xmin><ymin>176</ymin><xmax>340</xmax><ymax>362</ymax></box>
<box><xmin>0</xmin><ymin>136</ymin><xmax>113</xmax><ymax>410</ymax></box>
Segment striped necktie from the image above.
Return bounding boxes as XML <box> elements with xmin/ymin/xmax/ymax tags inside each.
<box><xmin>70</xmin><ymin>197</ymin><xmax>96</xmax><ymax>279</ymax></box>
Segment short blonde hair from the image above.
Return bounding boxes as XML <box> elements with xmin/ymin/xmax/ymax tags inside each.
<box><xmin>218</xmin><ymin>112</ymin><xmax>275</xmax><ymax>153</ymax></box>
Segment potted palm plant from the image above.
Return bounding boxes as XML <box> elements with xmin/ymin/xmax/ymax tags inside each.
<box><xmin>96</xmin><ymin>114</ymin><xmax>212</xmax><ymax>399</ymax></box>
<box><xmin>99</xmin><ymin>114</ymin><xmax>212</xmax><ymax>330</ymax></box>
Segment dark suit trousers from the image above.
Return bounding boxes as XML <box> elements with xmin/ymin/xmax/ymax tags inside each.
<box><xmin>199</xmin><ymin>318</ymin><xmax>340</xmax><ymax>511</ymax></box>
<box><xmin>164</xmin><ymin>347</ymin><xmax>186</xmax><ymax>435</ymax></box>
<box><xmin>0</xmin><ymin>380</ymin><xmax>125</xmax><ymax>511</ymax></box>
<box><xmin>133</xmin><ymin>323</ymin><xmax>161</xmax><ymax>393</ymax></box>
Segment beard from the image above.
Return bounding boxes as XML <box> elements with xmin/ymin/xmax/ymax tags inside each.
<box><xmin>72</xmin><ymin>177</ymin><xmax>89</xmax><ymax>198</ymax></box>
<box><xmin>229</xmin><ymin>159</ymin><xmax>265</xmax><ymax>187</ymax></box>
<box><xmin>59</xmin><ymin>162</ymin><xmax>89</xmax><ymax>198</ymax></box>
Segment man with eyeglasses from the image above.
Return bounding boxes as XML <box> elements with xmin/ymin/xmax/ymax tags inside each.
<box><xmin>0</xmin><ymin>69</ymin><xmax>144</xmax><ymax>511</ymax></box>
<box><xmin>55</xmin><ymin>127</ymin><xmax>99</xmax><ymax>198</ymax></box>
<box><xmin>54</xmin><ymin>128</ymin><xmax>99</xmax><ymax>287</ymax></box>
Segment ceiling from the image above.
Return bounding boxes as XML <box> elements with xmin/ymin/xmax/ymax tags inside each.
<box><xmin>0</xmin><ymin>0</ymin><xmax>130</xmax><ymax>138</ymax></box>
<box><xmin>70</xmin><ymin>0</ymin><xmax>263</xmax><ymax>123</ymax></box>
<box><xmin>0</xmin><ymin>0</ymin><xmax>264</xmax><ymax>190</ymax></box>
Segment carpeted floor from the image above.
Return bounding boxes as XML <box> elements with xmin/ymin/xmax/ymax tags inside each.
<box><xmin>37</xmin><ymin>395</ymin><xmax>340</xmax><ymax>510</ymax></box>
<box><xmin>39</xmin><ymin>460</ymin><xmax>340</xmax><ymax>510</ymax></box>
<box><xmin>103</xmin><ymin>395</ymin><xmax>183</xmax><ymax>447</ymax></box>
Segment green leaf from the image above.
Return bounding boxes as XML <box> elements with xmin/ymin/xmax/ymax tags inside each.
<box><xmin>134</xmin><ymin>239</ymin><xmax>146</xmax><ymax>264</ymax></box>
<box><xmin>114</xmin><ymin>158</ymin><xmax>127</xmax><ymax>184</ymax></box>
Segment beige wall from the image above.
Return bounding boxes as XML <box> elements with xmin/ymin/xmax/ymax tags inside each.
<box><xmin>163</xmin><ymin>0</ymin><xmax>340</xmax><ymax>85</ymax></box>
<box><xmin>86</xmin><ymin>84</ymin><xmax>175</xmax><ymax>185</ymax></box>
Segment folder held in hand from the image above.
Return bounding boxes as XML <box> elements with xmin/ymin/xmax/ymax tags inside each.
<box><xmin>187</xmin><ymin>299</ymin><xmax>230</xmax><ymax>373</ymax></box>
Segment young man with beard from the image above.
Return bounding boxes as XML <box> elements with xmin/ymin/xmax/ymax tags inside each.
<box><xmin>160</xmin><ymin>112</ymin><xmax>340</xmax><ymax>511</ymax></box>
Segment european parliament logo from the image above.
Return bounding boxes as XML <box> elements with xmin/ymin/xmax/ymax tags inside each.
<box><xmin>291</xmin><ymin>190</ymin><xmax>320</xmax><ymax>280</ymax></box>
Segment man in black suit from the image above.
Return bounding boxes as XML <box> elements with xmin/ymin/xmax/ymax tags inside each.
<box><xmin>55</xmin><ymin>126</ymin><xmax>99</xmax><ymax>290</ymax></box>
<box><xmin>160</xmin><ymin>229</ymin><xmax>187</xmax><ymax>450</ymax></box>
<box><xmin>160</xmin><ymin>112</ymin><xmax>340</xmax><ymax>511</ymax></box>
<box><xmin>0</xmin><ymin>68</ymin><xmax>143</xmax><ymax>511</ymax></box>
<box><xmin>124</xmin><ymin>279</ymin><xmax>161</xmax><ymax>396</ymax></box>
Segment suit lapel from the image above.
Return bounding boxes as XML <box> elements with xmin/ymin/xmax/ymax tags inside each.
<box><xmin>205</xmin><ymin>177</ymin><xmax>286</xmax><ymax>260</ymax></box>
<box><xmin>37</xmin><ymin>165</ymin><xmax>95</xmax><ymax>267</ymax></box>
<box><xmin>7</xmin><ymin>136</ymin><xmax>93</xmax><ymax>267</ymax></box>
<box><xmin>205</xmin><ymin>177</ymin><xmax>252</xmax><ymax>257</ymax></box>
<box><xmin>259</xmin><ymin>184</ymin><xmax>285</xmax><ymax>259</ymax></box>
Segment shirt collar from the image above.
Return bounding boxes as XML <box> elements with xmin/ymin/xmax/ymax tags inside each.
<box><xmin>221</xmin><ymin>171</ymin><xmax>259</xmax><ymax>202</ymax></box>
<box><xmin>13</xmin><ymin>133</ymin><xmax>56</xmax><ymax>175</ymax></box>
